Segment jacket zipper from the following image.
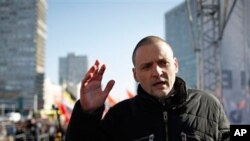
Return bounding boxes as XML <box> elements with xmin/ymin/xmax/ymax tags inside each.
<box><xmin>181</xmin><ymin>132</ymin><xmax>186</xmax><ymax>141</ymax></box>
<box><xmin>163</xmin><ymin>111</ymin><xmax>168</xmax><ymax>141</ymax></box>
<box><xmin>133</xmin><ymin>134</ymin><xmax>154</xmax><ymax>141</ymax></box>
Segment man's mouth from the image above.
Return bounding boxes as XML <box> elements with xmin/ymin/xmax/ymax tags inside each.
<box><xmin>153</xmin><ymin>81</ymin><xmax>167</xmax><ymax>87</ymax></box>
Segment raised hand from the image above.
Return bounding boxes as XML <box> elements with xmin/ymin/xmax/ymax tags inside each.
<box><xmin>80</xmin><ymin>60</ymin><xmax>115</xmax><ymax>112</ymax></box>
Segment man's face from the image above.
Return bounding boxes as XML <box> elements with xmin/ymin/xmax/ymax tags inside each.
<box><xmin>133</xmin><ymin>41</ymin><xmax>179</xmax><ymax>98</ymax></box>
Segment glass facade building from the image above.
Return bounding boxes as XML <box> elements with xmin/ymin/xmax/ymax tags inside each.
<box><xmin>165</xmin><ymin>1</ymin><xmax>197</xmax><ymax>88</ymax></box>
<box><xmin>59</xmin><ymin>53</ymin><xmax>88</xmax><ymax>97</ymax></box>
<box><xmin>0</xmin><ymin>0</ymin><xmax>47</xmax><ymax>111</ymax></box>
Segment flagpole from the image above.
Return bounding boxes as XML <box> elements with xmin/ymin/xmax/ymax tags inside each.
<box><xmin>52</xmin><ymin>104</ymin><xmax>63</xmax><ymax>140</ymax></box>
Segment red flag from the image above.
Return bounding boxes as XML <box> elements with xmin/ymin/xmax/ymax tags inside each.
<box><xmin>57</xmin><ymin>102</ymin><xmax>71</xmax><ymax>124</ymax></box>
<box><xmin>126</xmin><ymin>90</ymin><xmax>135</xmax><ymax>99</ymax></box>
<box><xmin>107</xmin><ymin>95</ymin><xmax>117</xmax><ymax>107</ymax></box>
<box><xmin>237</xmin><ymin>99</ymin><xmax>246</xmax><ymax>110</ymax></box>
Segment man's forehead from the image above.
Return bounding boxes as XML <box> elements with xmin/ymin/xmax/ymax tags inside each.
<box><xmin>137</xmin><ymin>42</ymin><xmax>173</xmax><ymax>56</ymax></box>
<box><xmin>139</xmin><ymin>57</ymin><xmax>170</xmax><ymax>65</ymax></box>
<box><xmin>135</xmin><ymin>47</ymin><xmax>174</xmax><ymax>65</ymax></box>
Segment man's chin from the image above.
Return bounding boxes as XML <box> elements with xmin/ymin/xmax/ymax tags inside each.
<box><xmin>152</xmin><ymin>90</ymin><xmax>170</xmax><ymax>98</ymax></box>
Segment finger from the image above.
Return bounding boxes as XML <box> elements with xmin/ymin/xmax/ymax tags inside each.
<box><xmin>82</xmin><ymin>60</ymin><xmax>99</xmax><ymax>84</ymax></box>
<box><xmin>95</xmin><ymin>59</ymin><xmax>100</xmax><ymax>66</ymax></box>
<box><xmin>82</xmin><ymin>66</ymin><xmax>95</xmax><ymax>84</ymax></box>
<box><xmin>86</xmin><ymin>60</ymin><xmax>99</xmax><ymax>74</ymax></box>
<box><xmin>93</xmin><ymin>66</ymin><xmax>99</xmax><ymax>78</ymax></box>
<box><xmin>95</xmin><ymin>64</ymin><xmax>106</xmax><ymax>81</ymax></box>
<box><xmin>103</xmin><ymin>80</ymin><xmax>115</xmax><ymax>95</ymax></box>
<box><xmin>82</xmin><ymin>73</ymin><xmax>93</xmax><ymax>87</ymax></box>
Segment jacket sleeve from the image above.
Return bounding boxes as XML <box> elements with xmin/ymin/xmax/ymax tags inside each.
<box><xmin>65</xmin><ymin>100</ymin><xmax>105</xmax><ymax>141</ymax></box>
<box><xmin>218</xmin><ymin>104</ymin><xmax>230</xmax><ymax>141</ymax></box>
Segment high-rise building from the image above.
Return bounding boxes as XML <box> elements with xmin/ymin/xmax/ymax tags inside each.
<box><xmin>165</xmin><ymin>1</ymin><xmax>197</xmax><ymax>88</ymax></box>
<box><xmin>220</xmin><ymin>0</ymin><xmax>250</xmax><ymax>124</ymax></box>
<box><xmin>0</xmin><ymin>0</ymin><xmax>47</xmax><ymax>111</ymax></box>
<box><xmin>59</xmin><ymin>53</ymin><xmax>88</xmax><ymax>97</ymax></box>
<box><xmin>165</xmin><ymin>0</ymin><xmax>250</xmax><ymax>124</ymax></box>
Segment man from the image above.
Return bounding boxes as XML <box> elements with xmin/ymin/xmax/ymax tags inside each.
<box><xmin>66</xmin><ymin>36</ymin><xmax>230</xmax><ymax>141</ymax></box>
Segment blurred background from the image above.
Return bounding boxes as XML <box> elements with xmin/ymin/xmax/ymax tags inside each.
<box><xmin>0</xmin><ymin>0</ymin><xmax>249</xmax><ymax>140</ymax></box>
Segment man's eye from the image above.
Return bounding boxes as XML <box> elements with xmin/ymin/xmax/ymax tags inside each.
<box><xmin>159</xmin><ymin>60</ymin><xmax>168</xmax><ymax>66</ymax></box>
<box><xmin>142</xmin><ymin>64</ymin><xmax>151</xmax><ymax>70</ymax></box>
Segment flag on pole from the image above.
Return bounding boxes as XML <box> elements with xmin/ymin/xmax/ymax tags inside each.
<box><xmin>62</xmin><ymin>89</ymin><xmax>77</xmax><ymax>110</ymax></box>
<box><xmin>57</xmin><ymin>88</ymin><xmax>77</xmax><ymax>124</ymax></box>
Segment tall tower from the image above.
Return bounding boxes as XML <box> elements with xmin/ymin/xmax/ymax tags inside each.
<box><xmin>59</xmin><ymin>53</ymin><xmax>88</xmax><ymax>97</ymax></box>
<box><xmin>165</xmin><ymin>0</ymin><xmax>250</xmax><ymax>124</ymax></box>
<box><xmin>165</xmin><ymin>1</ymin><xmax>197</xmax><ymax>88</ymax></box>
<box><xmin>0</xmin><ymin>0</ymin><xmax>47</xmax><ymax>111</ymax></box>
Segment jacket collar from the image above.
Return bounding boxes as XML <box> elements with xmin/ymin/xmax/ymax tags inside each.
<box><xmin>137</xmin><ymin>77</ymin><xmax>188</xmax><ymax>110</ymax></box>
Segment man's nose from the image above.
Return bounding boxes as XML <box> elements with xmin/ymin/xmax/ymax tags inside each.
<box><xmin>151</xmin><ymin>64</ymin><xmax>163</xmax><ymax>77</ymax></box>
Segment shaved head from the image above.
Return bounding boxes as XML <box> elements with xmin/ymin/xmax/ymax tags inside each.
<box><xmin>132</xmin><ymin>36</ymin><xmax>173</xmax><ymax>66</ymax></box>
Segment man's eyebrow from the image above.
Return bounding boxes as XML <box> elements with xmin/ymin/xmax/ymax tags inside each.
<box><xmin>139</xmin><ymin>61</ymin><xmax>153</xmax><ymax>67</ymax></box>
<box><xmin>158</xmin><ymin>58</ymin><xmax>167</xmax><ymax>61</ymax></box>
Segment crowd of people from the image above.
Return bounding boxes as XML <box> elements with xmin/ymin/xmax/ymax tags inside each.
<box><xmin>0</xmin><ymin>116</ymin><xmax>65</xmax><ymax>141</ymax></box>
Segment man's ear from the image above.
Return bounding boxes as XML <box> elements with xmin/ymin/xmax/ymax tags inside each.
<box><xmin>132</xmin><ymin>68</ymin><xmax>139</xmax><ymax>82</ymax></box>
<box><xmin>174</xmin><ymin>57</ymin><xmax>179</xmax><ymax>73</ymax></box>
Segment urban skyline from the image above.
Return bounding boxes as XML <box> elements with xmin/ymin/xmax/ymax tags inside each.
<box><xmin>0</xmin><ymin>0</ymin><xmax>249</xmax><ymax>125</ymax></box>
<box><xmin>46</xmin><ymin>0</ymin><xmax>184</xmax><ymax>101</ymax></box>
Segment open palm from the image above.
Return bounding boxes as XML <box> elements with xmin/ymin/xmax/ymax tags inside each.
<box><xmin>80</xmin><ymin>60</ymin><xmax>115</xmax><ymax>112</ymax></box>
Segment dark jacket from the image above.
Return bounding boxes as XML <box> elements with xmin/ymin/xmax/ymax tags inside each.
<box><xmin>66</xmin><ymin>77</ymin><xmax>230</xmax><ymax>141</ymax></box>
